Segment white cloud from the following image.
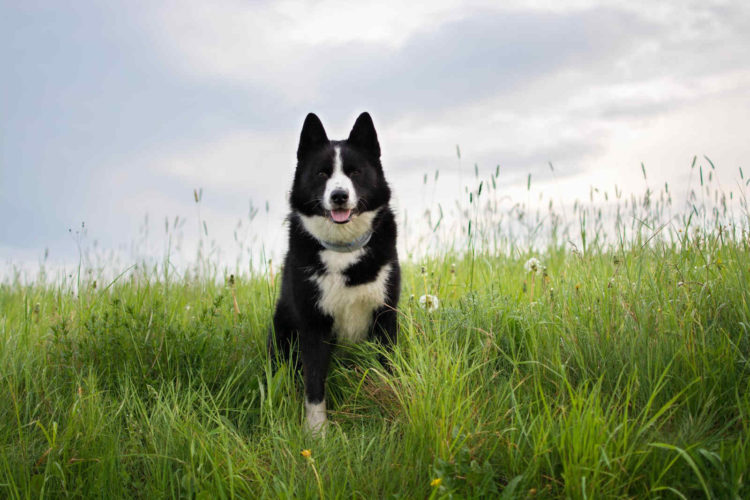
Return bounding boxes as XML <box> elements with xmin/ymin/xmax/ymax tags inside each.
<box><xmin>153</xmin><ymin>129</ymin><xmax>297</xmax><ymax>196</ymax></box>
<box><xmin>146</xmin><ymin>0</ymin><xmax>494</xmax><ymax>101</ymax></box>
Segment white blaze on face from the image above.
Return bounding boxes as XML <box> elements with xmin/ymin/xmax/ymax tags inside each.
<box><xmin>323</xmin><ymin>146</ymin><xmax>357</xmax><ymax>211</ymax></box>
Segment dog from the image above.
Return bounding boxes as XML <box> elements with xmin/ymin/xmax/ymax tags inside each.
<box><xmin>268</xmin><ymin>112</ymin><xmax>400</xmax><ymax>436</ymax></box>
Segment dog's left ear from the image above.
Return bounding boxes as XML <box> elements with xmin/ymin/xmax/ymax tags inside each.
<box><xmin>348</xmin><ymin>112</ymin><xmax>380</xmax><ymax>159</ymax></box>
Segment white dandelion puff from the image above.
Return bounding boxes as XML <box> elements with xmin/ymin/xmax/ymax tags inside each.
<box><xmin>524</xmin><ymin>257</ymin><xmax>542</xmax><ymax>274</ymax></box>
<box><xmin>419</xmin><ymin>294</ymin><xmax>439</xmax><ymax>313</ymax></box>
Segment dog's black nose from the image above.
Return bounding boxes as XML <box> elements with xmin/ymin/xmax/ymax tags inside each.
<box><xmin>330</xmin><ymin>189</ymin><xmax>349</xmax><ymax>205</ymax></box>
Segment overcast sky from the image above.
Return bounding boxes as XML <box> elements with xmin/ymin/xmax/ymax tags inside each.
<box><xmin>2</xmin><ymin>0</ymin><xmax>749</xmax><ymax>274</ymax></box>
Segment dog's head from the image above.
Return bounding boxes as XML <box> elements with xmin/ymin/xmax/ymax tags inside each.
<box><xmin>291</xmin><ymin>112</ymin><xmax>391</xmax><ymax>243</ymax></box>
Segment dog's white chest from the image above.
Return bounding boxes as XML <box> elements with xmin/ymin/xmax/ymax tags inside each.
<box><xmin>313</xmin><ymin>249</ymin><xmax>391</xmax><ymax>343</ymax></box>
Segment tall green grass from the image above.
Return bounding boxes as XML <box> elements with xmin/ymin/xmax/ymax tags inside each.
<box><xmin>1</xmin><ymin>160</ymin><xmax>749</xmax><ymax>498</ymax></box>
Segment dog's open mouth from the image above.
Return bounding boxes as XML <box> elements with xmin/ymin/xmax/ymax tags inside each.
<box><xmin>329</xmin><ymin>209</ymin><xmax>352</xmax><ymax>224</ymax></box>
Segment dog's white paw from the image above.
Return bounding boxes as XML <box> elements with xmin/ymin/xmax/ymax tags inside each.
<box><xmin>305</xmin><ymin>399</ymin><xmax>328</xmax><ymax>438</ymax></box>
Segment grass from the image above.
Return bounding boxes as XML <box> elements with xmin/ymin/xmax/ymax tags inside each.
<box><xmin>2</xmin><ymin>234</ymin><xmax>749</xmax><ymax>498</ymax></box>
<box><xmin>2</xmin><ymin>159</ymin><xmax>750</xmax><ymax>498</ymax></box>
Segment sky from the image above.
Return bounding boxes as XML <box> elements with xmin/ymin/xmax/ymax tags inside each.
<box><xmin>2</xmin><ymin>0</ymin><xmax>750</xmax><ymax>276</ymax></box>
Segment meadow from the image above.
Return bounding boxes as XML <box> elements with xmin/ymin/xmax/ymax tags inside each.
<box><xmin>1</xmin><ymin>161</ymin><xmax>749</xmax><ymax>498</ymax></box>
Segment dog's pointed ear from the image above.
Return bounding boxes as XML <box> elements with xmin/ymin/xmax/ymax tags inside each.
<box><xmin>297</xmin><ymin>113</ymin><xmax>329</xmax><ymax>161</ymax></box>
<box><xmin>347</xmin><ymin>112</ymin><xmax>380</xmax><ymax>159</ymax></box>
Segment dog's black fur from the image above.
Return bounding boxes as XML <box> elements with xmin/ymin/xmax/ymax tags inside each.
<box><xmin>268</xmin><ymin>112</ymin><xmax>400</xmax><ymax>434</ymax></box>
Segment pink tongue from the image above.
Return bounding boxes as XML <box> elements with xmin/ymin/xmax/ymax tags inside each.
<box><xmin>331</xmin><ymin>209</ymin><xmax>351</xmax><ymax>222</ymax></box>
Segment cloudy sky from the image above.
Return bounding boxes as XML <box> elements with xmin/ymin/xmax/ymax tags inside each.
<box><xmin>2</xmin><ymin>0</ymin><xmax>749</xmax><ymax>273</ymax></box>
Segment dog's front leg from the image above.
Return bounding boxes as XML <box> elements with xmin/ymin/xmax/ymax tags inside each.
<box><xmin>371</xmin><ymin>305</ymin><xmax>398</xmax><ymax>370</ymax></box>
<box><xmin>300</xmin><ymin>333</ymin><xmax>334</xmax><ymax>437</ymax></box>
<box><xmin>371</xmin><ymin>306</ymin><xmax>398</xmax><ymax>346</ymax></box>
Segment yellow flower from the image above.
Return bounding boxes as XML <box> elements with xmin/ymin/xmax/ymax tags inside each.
<box><xmin>301</xmin><ymin>449</ymin><xmax>312</xmax><ymax>458</ymax></box>
<box><xmin>430</xmin><ymin>478</ymin><xmax>443</xmax><ymax>487</ymax></box>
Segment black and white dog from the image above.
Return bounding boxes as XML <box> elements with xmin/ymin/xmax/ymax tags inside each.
<box><xmin>269</xmin><ymin>112</ymin><xmax>400</xmax><ymax>436</ymax></box>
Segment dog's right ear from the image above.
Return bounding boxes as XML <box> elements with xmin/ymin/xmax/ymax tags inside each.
<box><xmin>297</xmin><ymin>113</ymin><xmax>329</xmax><ymax>161</ymax></box>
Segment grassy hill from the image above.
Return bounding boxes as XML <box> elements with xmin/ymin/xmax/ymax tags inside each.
<box><xmin>1</xmin><ymin>227</ymin><xmax>749</xmax><ymax>497</ymax></box>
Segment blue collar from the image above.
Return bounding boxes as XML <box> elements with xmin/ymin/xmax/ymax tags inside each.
<box><xmin>319</xmin><ymin>230</ymin><xmax>373</xmax><ymax>253</ymax></box>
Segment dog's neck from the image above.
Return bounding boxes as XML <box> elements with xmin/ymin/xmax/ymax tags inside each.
<box><xmin>318</xmin><ymin>230</ymin><xmax>373</xmax><ymax>253</ymax></box>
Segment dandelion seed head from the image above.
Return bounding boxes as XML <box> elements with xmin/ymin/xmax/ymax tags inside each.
<box><xmin>419</xmin><ymin>294</ymin><xmax>439</xmax><ymax>313</ymax></box>
<box><xmin>524</xmin><ymin>257</ymin><xmax>542</xmax><ymax>274</ymax></box>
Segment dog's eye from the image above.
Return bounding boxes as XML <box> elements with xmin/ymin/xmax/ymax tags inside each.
<box><xmin>349</xmin><ymin>169</ymin><xmax>360</xmax><ymax>176</ymax></box>
<box><xmin>317</xmin><ymin>171</ymin><xmax>329</xmax><ymax>178</ymax></box>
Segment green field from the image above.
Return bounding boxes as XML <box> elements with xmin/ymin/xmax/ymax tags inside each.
<box><xmin>2</xmin><ymin>166</ymin><xmax>750</xmax><ymax>498</ymax></box>
<box><xmin>1</xmin><ymin>238</ymin><xmax>748</xmax><ymax>498</ymax></box>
